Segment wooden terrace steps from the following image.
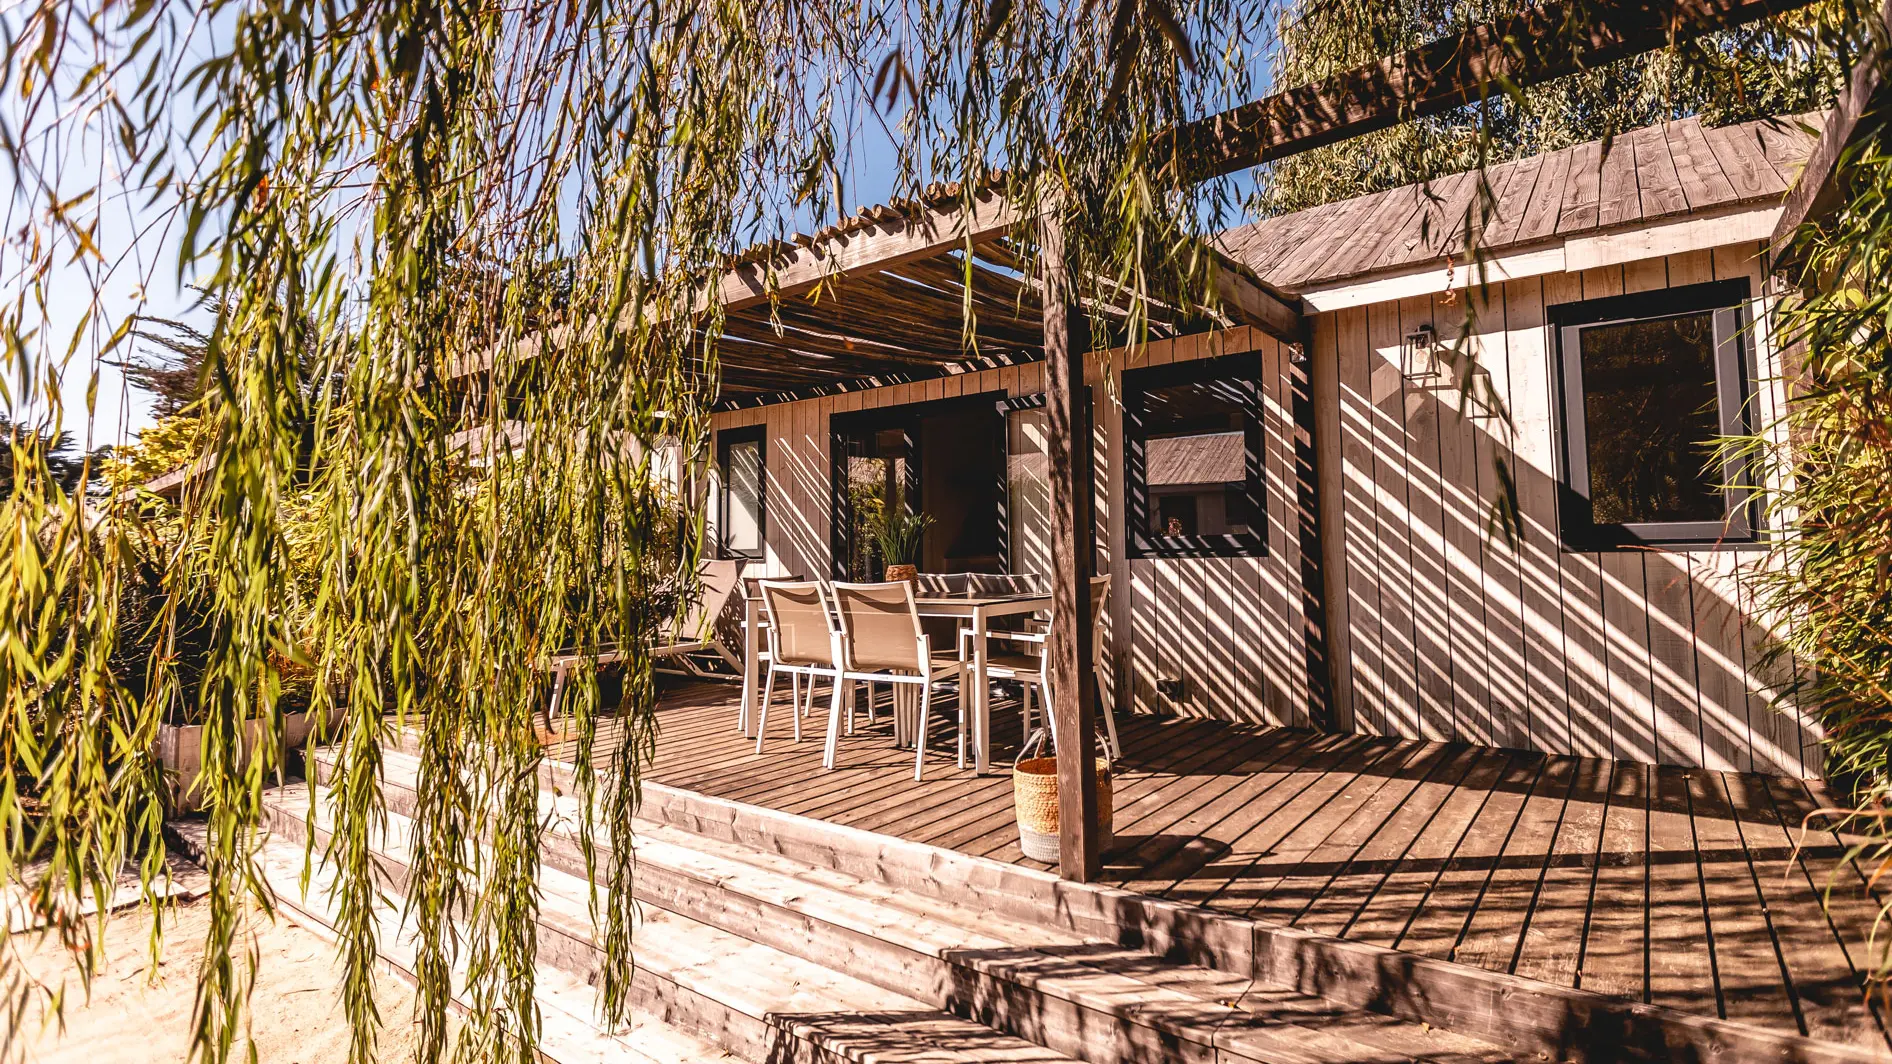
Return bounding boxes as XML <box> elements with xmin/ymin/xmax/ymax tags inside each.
<box><xmin>295</xmin><ymin>746</ymin><xmax>1514</xmax><ymax>1064</ymax></box>
<box><xmin>277</xmin><ymin>737</ymin><xmax>1892</xmax><ymax>1064</ymax></box>
<box><xmin>624</xmin><ymin>681</ymin><xmax>1892</xmax><ymax>1058</ymax></box>
<box><xmin>263</xmin><ymin>776</ymin><xmax>1071</xmax><ymax>1064</ymax></box>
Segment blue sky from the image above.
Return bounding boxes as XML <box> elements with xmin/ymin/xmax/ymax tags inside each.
<box><xmin>13</xmin><ymin>14</ymin><xmax>1272</xmax><ymax>450</ymax></box>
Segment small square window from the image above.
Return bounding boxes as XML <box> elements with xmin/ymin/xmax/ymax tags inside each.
<box><xmin>1550</xmin><ymin>279</ymin><xmax>1756</xmax><ymax>549</ymax></box>
<box><xmin>1124</xmin><ymin>353</ymin><xmax>1267</xmax><ymax>559</ymax></box>
<box><xmin>717</xmin><ymin>426</ymin><xmax>765</xmax><ymax>559</ymax></box>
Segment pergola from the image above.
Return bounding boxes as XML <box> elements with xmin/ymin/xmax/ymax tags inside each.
<box><xmin>699</xmin><ymin>195</ymin><xmax>1299</xmax><ymax>408</ymax></box>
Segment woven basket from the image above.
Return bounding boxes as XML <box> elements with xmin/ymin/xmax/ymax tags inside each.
<box><xmin>1013</xmin><ymin>733</ymin><xmax>1113</xmax><ymax>863</ymax></box>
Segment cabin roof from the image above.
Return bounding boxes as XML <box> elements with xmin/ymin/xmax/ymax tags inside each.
<box><xmin>1218</xmin><ymin>114</ymin><xmax>1818</xmax><ymax>293</ymax></box>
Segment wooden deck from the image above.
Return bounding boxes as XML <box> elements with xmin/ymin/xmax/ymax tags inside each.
<box><xmin>567</xmin><ymin>680</ymin><xmax>1892</xmax><ymax>1053</ymax></box>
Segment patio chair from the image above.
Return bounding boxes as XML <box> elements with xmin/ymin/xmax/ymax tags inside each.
<box><xmin>969</xmin><ymin>574</ymin><xmax>1119</xmax><ymax>758</ymax></box>
<box><xmin>829</xmin><ymin>581</ymin><xmax>966</xmax><ymax>780</ymax></box>
<box><xmin>754</xmin><ymin>580</ymin><xmax>842</xmax><ymax>754</ymax></box>
<box><xmin>545</xmin><ymin>558</ymin><xmax>748</xmax><ymax>728</ymax></box>
<box><xmin>653</xmin><ymin>558</ymin><xmax>750</xmax><ymax>678</ymax></box>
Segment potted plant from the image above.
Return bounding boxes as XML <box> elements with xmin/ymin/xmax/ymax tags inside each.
<box><xmin>873</xmin><ymin>510</ymin><xmax>933</xmax><ymax>584</ymax></box>
<box><xmin>1011</xmin><ymin>729</ymin><xmax>1113</xmax><ymax>862</ymax></box>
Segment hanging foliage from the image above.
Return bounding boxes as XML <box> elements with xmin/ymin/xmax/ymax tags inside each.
<box><xmin>1253</xmin><ymin>0</ymin><xmax>1849</xmax><ymax>215</ymax></box>
<box><xmin>0</xmin><ymin>0</ymin><xmax>1265</xmax><ymax>1061</ymax></box>
<box><xmin>0</xmin><ymin>0</ymin><xmax>1872</xmax><ymax>1059</ymax></box>
<box><xmin>1751</xmin><ymin>79</ymin><xmax>1892</xmax><ymax>981</ymax></box>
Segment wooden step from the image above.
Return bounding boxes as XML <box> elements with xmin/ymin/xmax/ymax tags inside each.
<box><xmin>563</xmin><ymin>753</ymin><xmax>1892</xmax><ymax>1064</ymax></box>
<box><xmin>319</xmin><ymin>750</ymin><xmax>1514</xmax><ymax>1064</ymax></box>
<box><xmin>263</xmin><ymin>781</ymin><xmax>1088</xmax><ymax>1064</ymax></box>
<box><xmin>162</xmin><ymin>819</ymin><xmax>737</xmax><ymax>1064</ymax></box>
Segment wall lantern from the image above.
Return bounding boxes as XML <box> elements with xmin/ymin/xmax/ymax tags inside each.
<box><xmin>1401</xmin><ymin>324</ymin><xmax>1442</xmax><ymax>384</ymax></box>
<box><xmin>1401</xmin><ymin>323</ymin><xmax>1499</xmax><ymax>423</ymax></box>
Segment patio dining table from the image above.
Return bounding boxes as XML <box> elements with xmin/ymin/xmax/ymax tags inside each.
<box><xmin>736</xmin><ymin>586</ymin><xmax>1052</xmax><ymax>774</ymax></box>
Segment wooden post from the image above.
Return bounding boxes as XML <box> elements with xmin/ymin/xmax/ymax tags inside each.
<box><xmin>1040</xmin><ymin>207</ymin><xmax>1101</xmax><ymax>882</ymax></box>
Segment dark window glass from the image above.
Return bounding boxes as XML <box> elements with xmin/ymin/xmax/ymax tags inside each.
<box><xmin>1578</xmin><ymin>313</ymin><xmax>1723</xmax><ymax>526</ymax></box>
<box><xmin>1125</xmin><ymin>354</ymin><xmax>1266</xmax><ymax>558</ymax></box>
<box><xmin>1551</xmin><ymin>278</ymin><xmax>1756</xmax><ymax>549</ymax></box>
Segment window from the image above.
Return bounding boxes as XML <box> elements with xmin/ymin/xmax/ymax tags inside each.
<box><xmin>1124</xmin><ymin>353</ymin><xmax>1267</xmax><ymax>558</ymax></box>
<box><xmin>717</xmin><ymin>426</ymin><xmax>765</xmax><ymax>559</ymax></box>
<box><xmin>1551</xmin><ymin>279</ymin><xmax>1755</xmax><ymax>549</ymax></box>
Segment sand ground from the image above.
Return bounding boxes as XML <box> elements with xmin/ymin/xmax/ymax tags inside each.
<box><xmin>9</xmin><ymin>893</ymin><xmax>434</xmax><ymax>1064</ymax></box>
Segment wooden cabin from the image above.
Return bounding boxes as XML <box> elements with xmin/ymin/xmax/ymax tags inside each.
<box><xmin>704</xmin><ymin>112</ymin><xmax>1823</xmax><ymax>779</ymax></box>
<box><xmin>263</xmin><ymin>108</ymin><xmax>1892</xmax><ymax>1064</ymax></box>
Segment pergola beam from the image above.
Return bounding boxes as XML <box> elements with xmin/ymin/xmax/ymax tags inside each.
<box><xmin>1167</xmin><ymin>0</ymin><xmax>1818</xmax><ymax>181</ymax></box>
<box><xmin>1772</xmin><ymin>0</ymin><xmax>1892</xmax><ymax>248</ymax></box>
<box><xmin>718</xmin><ymin>191</ymin><xmax>1023</xmax><ymax>315</ymax></box>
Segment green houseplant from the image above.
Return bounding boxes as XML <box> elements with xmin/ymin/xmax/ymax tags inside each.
<box><xmin>872</xmin><ymin>510</ymin><xmax>933</xmax><ymax>583</ymax></box>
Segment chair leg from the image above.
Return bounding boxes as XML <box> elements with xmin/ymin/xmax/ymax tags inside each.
<box><xmin>1099</xmin><ymin>680</ymin><xmax>1121</xmax><ymax>760</ymax></box>
<box><xmin>756</xmin><ymin>667</ymin><xmax>776</xmax><ymax>755</ymax></box>
<box><xmin>791</xmin><ymin>672</ymin><xmax>804</xmax><ymax>742</ymax></box>
<box><xmin>844</xmin><ymin>678</ymin><xmax>857</xmax><ymax>735</ymax></box>
<box><xmin>914</xmin><ymin>681</ymin><xmax>931</xmax><ymax>782</ymax></box>
<box><xmin>956</xmin><ymin>677</ymin><xmax>967</xmax><ymax>769</ymax></box>
<box><xmin>823</xmin><ymin>675</ymin><xmax>844</xmax><ymax>769</ymax></box>
<box><xmin>790</xmin><ymin>671</ymin><xmax>801</xmax><ymax>719</ymax></box>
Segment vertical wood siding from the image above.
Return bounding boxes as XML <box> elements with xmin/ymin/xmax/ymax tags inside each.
<box><xmin>709</xmin><ymin>326</ymin><xmax>1313</xmax><ymax>732</ymax></box>
<box><xmin>1314</xmin><ymin>241</ymin><xmax>1821</xmax><ymax>777</ymax></box>
<box><xmin>706</xmin><ymin>241</ymin><xmax>1818</xmax><ymax>776</ymax></box>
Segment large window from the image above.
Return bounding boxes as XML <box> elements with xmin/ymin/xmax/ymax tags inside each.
<box><xmin>717</xmin><ymin>426</ymin><xmax>765</xmax><ymax>559</ymax></box>
<box><xmin>1551</xmin><ymin>279</ymin><xmax>1755</xmax><ymax>549</ymax></box>
<box><xmin>1124</xmin><ymin>353</ymin><xmax>1267</xmax><ymax>558</ymax></box>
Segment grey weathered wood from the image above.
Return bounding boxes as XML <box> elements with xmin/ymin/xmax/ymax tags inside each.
<box><xmin>1632</xmin><ymin>121</ymin><xmax>1691</xmax><ymax>220</ymax></box>
<box><xmin>1515</xmin><ymin>145</ymin><xmax>1576</xmax><ymax>243</ymax></box>
<box><xmin>1666</xmin><ymin>117</ymin><xmax>1741</xmax><ymax>209</ymax></box>
<box><xmin>1705</xmin><ymin>120</ymin><xmax>1792</xmax><ymax>200</ymax></box>
<box><xmin>1596</xmin><ymin>131</ymin><xmax>1644</xmax><ymax>229</ymax></box>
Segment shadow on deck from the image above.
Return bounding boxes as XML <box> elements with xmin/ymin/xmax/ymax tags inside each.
<box><xmin>552</xmin><ymin>678</ymin><xmax>1892</xmax><ymax>1055</ymax></box>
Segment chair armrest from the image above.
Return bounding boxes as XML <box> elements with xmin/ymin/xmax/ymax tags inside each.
<box><xmin>986</xmin><ymin>630</ymin><xmax>1046</xmax><ymax>646</ymax></box>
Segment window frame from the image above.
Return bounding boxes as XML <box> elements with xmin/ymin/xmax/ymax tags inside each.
<box><xmin>1123</xmin><ymin>352</ymin><xmax>1269</xmax><ymax>560</ymax></box>
<box><xmin>1550</xmin><ymin>278</ymin><xmax>1757</xmax><ymax>551</ymax></box>
<box><xmin>715</xmin><ymin>425</ymin><xmax>767</xmax><ymax>560</ymax></box>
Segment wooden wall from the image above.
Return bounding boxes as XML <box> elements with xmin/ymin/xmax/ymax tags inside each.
<box><xmin>708</xmin><ymin>325</ymin><xmax>1316</xmax><ymax>733</ymax></box>
<box><xmin>1313</xmin><ymin>240</ymin><xmax>1821</xmax><ymax>777</ymax></box>
<box><xmin>706</xmin><ymin>239</ymin><xmax>1821</xmax><ymax>777</ymax></box>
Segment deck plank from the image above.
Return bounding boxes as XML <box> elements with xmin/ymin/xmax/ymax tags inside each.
<box><xmin>1396</xmin><ymin>754</ymin><xmax>1542</xmax><ymax>959</ymax></box>
<box><xmin>1576</xmin><ymin>761</ymin><xmax>1649</xmax><ymax>1001</ymax></box>
<box><xmin>1686</xmin><ymin>768</ymin><xmax>1796</xmax><ymax>1032</ymax></box>
<box><xmin>1753</xmin><ymin>775</ymin><xmax>1891</xmax><ymax>1049</ymax></box>
<box><xmin>1510</xmin><ymin>754</ymin><xmax>1610</xmax><ymax>987</ymax></box>
<box><xmin>1451</xmin><ymin>755</ymin><xmax>1578</xmax><ymax>974</ymax></box>
<box><xmin>1250</xmin><ymin>741</ymin><xmax>1461</xmax><ymax>926</ymax></box>
<box><xmin>1183</xmin><ymin>737</ymin><xmax>1411</xmax><ymax>910</ymax></box>
<box><xmin>1646</xmin><ymin>766</ymin><xmax>1717</xmax><ymax>1015</ymax></box>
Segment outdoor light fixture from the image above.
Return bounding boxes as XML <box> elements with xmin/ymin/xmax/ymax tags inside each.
<box><xmin>1401</xmin><ymin>324</ymin><xmax>1442</xmax><ymax>384</ymax></box>
<box><xmin>1400</xmin><ymin>323</ymin><xmax>1499</xmax><ymax>422</ymax></box>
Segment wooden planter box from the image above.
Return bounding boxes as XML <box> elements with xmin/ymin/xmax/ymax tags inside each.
<box><xmin>157</xmin><ymin>706</ymin><xmax>343</xmax><ymax>813</ymax></box>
